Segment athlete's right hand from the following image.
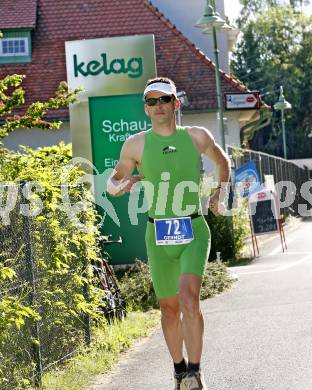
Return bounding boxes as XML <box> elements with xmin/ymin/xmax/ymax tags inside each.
<box><xmin>119</xmin><ymin>174</ymin><xmax>144</xmax><ymax>194</ymax></box>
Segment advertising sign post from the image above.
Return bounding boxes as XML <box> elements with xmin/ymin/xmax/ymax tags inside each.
<box><xmin>248</xmin><ymin>190</ymin><xmax>287</xmax><ymax>256</ymax></box>
<box><xmin>234</xmin><ymin>161</ymin><xmax>287</xmax><ymax>256</ymax></box>
<box><xmin>224</xmin><ymin>92</ymin><xmax>260</xmax><ymax>110</ymax></box>
<box><xmin>234</xmin><ymin>160</ymin><xmax>261</xmax><ymax>198</ymax></box>
<box><xmin>65</xmin><ymin>35</ymin><xmax>156</xmax><ymax>264</ymax></box>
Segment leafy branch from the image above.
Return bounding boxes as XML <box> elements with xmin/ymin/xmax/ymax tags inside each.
<box><xmin>0</xmin><ymin>75</ymin><xmax>82</xmax><ymax>140</ymax></box>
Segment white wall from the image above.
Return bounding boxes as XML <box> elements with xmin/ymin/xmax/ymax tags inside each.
<box><xmin>2</xmin><ymin>122</ymin><xmax>71</xmax><ymax>152</ymax></box>
<box><xmin>181</xmin><ymin>110</ymin><xmax>241</xmax><ymax>175</ymax></box>
<box><xmin>151</xmin><ymin>0</ymin><xmax>231</xmax><ymax>73</ymax></box>
<box><xmin>182</xmin><ymin>110</ymin><xmax>241</xmax><ymax>146</ymax></box>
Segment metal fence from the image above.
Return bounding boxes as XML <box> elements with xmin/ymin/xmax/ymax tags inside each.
<box><xmin>227</xmin><ymin>145</ymin><xmax>311</xmax><ymax>218</ymax></box>
<box><xmin>0</xmin><ymin>183</ymin><xmax>93</xmax><ymax>389</ymax></box>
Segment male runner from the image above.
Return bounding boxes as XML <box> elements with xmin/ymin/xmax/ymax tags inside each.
<box><xmin>107</xmin><ymin>77</ymin><xmax>230</xmax><ymax>390</ymax></box>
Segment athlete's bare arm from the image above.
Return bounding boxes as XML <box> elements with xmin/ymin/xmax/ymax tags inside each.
<box><xmin>188</xmin><ymin>126</ymin><xmax>230</xmax><ymax>185</ymax></box>
<box><xmin>188</xmin><ymin>126</ymin><xmax>231</xmax><ymax>215</ymax></box>
<box><xmin>107</xmin><ymin>135</ymin><xmax>143</xmax><ymax>196</ymax></box>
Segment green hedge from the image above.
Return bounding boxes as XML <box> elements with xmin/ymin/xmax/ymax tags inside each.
<box><xmin>118</xmin><ymin>260</ymin><xmax>234</xmax><ymax>311</ymax></box>
<box><xmin>205</xmin><ymin>202</ymin><xmax>251</xmax><ymax>262</ymax></box>
<box><xmin>0</xmin><ymin>143</ymin><xmax>105</xmax><ymax>388</ymax></box>
<box><xmin>201</xmin><ymin>177</ymin><xmax>251</xmax><ymax>262</ymax></box>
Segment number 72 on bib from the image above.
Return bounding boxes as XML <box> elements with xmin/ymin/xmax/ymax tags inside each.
<box><xmin>154</xmin><ymin>217</ymin><xmax>194</xmax><ymax>245</ymax></box>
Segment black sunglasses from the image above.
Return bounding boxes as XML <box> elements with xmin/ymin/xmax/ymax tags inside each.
<box><xmin>145</xmin><ymin>95</ymin><xmax>174</xmax><ymax>106</ymax></box>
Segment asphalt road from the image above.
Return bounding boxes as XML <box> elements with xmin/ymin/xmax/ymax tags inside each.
<box><xmin>86</xmin><ymin>217</ymin><xmax>312</xmax><ymax>390</ymax></box>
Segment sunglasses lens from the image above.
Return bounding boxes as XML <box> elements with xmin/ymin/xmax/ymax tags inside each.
<box><xmin>145</xmin><ymin>98</ymin><xmax>157</xmax><ymax>106</ymax></box>
<box><xmin>145</xmin><ymin>95</ymin><xmax>173</xmax><ymax>106</ymax></box>
<box><xmin>159</xmin><ymin>96</ymin><xmax>173</xmax><ymax>104</ymax></box>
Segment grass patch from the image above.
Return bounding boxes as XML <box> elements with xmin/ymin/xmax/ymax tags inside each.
<box><xmin>34</xmin><ymin>310</ymin><xmax>160</xmax><ymax>390</ymax></box>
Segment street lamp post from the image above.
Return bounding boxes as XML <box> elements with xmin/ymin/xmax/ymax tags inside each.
<box><xmin>210</xmin><ymin>26</ymin><xmax>226</xmax><ymax>150</ymax></box>
<box><xmin>195</xmin><ymin>0</ymin><xmax>231</xmax><ymax>151</ymax></box>
<box><xmin>176</xmin><ymin>90</ymin><xmax>189</xmax><ymax>126</ymax></box>
<box><xmin>195</xmin><ymin>1</ymin><xmax>235</xmax><ymax>258</ymax></box>
<box><xmin>273</xmin><ymin>86</ymin><xmax>292</xmax><ymax>159</ymax></box>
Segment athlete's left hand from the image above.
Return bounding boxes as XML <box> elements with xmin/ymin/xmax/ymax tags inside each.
<box><xmin>209</xmin><ymin>189</ymin><xmax>226</xmax><ymax>216</ymax></box>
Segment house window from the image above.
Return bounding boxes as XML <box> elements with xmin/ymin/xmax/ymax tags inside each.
<box><xmin>0</xmin><ymin>31</ymin><xmax>32</xmax><ymax>64</ymax></box>
<box><xmin>0</xmin><ymin>37</ymin><xmax>29</xmax><ymax>56</ymax></box>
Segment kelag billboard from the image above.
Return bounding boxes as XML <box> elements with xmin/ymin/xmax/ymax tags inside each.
<box><xmin>89</xmin><ymin>94</ymin><xmax>150</xmax><ymax>263</ymax></box>
<box><xmin>65</xmin><ymin>35</ymin><xmax>156</xmax><ymax>264</ymax></box>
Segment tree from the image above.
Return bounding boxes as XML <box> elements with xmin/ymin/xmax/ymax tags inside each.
<box><xmin>0</xmin><ymin>68</ymin><xmax>84</xmax><ymax>386</ymax></box>
<box><xmin>289</xmin><ymin>0</ymin><xmax>311</xmax><ymax>12</ymax></box>
<box><xmin>237</xmin><ymin>0</ymin><xmax>310</xmax><ymax>26</ymax></box>
<box><xmin>0</xmin><ymin>28</ymin><xmax>81</xmax><ymax>148</ymax></box>
<box><xmin>0</xmin><ymin>74</ymin><xmax>82</xmax><ymax>145</ymax></box>
<box><xmin>232</xmin><ymin>5</ymin><xmax>312</xmax><ymax>158</ymax></box>
<box><xmin>237</xmin><ymin>0</ymin><xmax>279</xmax><ymax>27</ymax></box>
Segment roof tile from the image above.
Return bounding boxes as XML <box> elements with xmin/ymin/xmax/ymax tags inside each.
<box><xmin>0</xmin><ymin>0</ymin><xmax>37</xmax><ymax>29</ymax></box>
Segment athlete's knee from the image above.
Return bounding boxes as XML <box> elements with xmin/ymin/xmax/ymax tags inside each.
<box><xmin>179</xmin><ymin>289</ymin><xmax>200</xmax><ymax>319</ymax></box>
<box><xmin>159</xmin><ymin>297</ymin><xmax>180</xmax><ymax>324</ymax></box>
<box><xmin>178</xmin><ymin>274</ymin><xmax>201</xmax><ymax>319</ymax></box>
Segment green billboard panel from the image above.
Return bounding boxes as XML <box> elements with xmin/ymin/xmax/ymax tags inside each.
<box><xmin>89</xmin><ymin>94</ymin><xmax>151</xmax><ymax>264</ymax></box>
<box><xmin>65</xmin><ymin>34</ymin><xmax>156</xmax><ymax>168</ymax></box>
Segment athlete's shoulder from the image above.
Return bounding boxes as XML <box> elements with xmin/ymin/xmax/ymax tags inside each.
<box><xmin>184</xmin><ymin>126</ymin><xmax>215</xmax><ymax>152</ymax></box>
<box><xmin>120</xmin><ymin>131</ymin><xmax>147</xmax><ymax>163</ymax></box>
<box><xmin>124</xmin><ymin>130</ymin><xmax>147</xmax><ymax>146</ymax></box>
<box><xmin>185</xmin><ymin>126</ymin><xmax>214</xmax><ymax>138</ymax></box>
<box><xmin>121</xmin><ymin>131</ymin><xmax>147</xmax><ymax>157</ymax></box>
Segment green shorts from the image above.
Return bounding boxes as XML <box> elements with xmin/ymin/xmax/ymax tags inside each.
<box><xmin>145</xmin><ymin>215</ymin><xmax>211</xmax><ymax>299</ymax></box>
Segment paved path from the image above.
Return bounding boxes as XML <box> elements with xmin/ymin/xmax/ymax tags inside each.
<box><xmin>86</xmin><ymin>218</ymin><xmax>312</xmax><ymax>390</ymax></box>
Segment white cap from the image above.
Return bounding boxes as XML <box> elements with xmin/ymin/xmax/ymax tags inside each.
<box><xmin>143</xmin><ymin>82</ymin><xmax>177</xmax><ymax>98</ymax></box>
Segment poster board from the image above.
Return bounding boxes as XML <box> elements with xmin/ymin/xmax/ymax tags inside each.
<box><xmin>248</xmin><ymin>190</ymin><xmax>280</xmax><ymax>236</ymax></box>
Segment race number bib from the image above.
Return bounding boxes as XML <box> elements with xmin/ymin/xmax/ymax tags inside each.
<box><xmin>154</xmin><ymin>217</ymin><xmax>194</xmax><ymax>245</ymax></box>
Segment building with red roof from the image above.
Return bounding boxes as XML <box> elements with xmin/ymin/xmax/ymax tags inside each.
<box><xmin>0</xmin><ymin>0</ymin><xmax>265</xmax><ymax>170</ymax></box>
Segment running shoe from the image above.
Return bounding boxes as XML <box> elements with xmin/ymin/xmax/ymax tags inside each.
<box><xmin>182</xmin><ymin>371</ymin><xmax>207</xmax><ymax>390</ymax></box>
<box><xmin>174</xmin><ymin>372</ymin><xmax>187</xmax><ymax>390</ymax></box>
